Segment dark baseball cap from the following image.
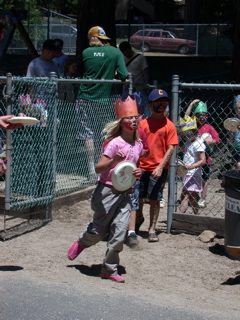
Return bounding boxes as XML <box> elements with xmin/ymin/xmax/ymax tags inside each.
<box><xmin>42</xmin><ymin>39</ymin><xmax>59</xmax><ymax>52</ymax></box>
<box><xmin>149</xmin><ymin>89</ymin><xmax>170</xmax><ymax>102</ymax></box>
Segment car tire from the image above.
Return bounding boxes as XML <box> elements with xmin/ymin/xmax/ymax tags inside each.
<box><xmin>178</xmin><ymin>45</ymin><xmax>190</xmax><ymax>54</ymax></box>
<box><xmin>140</xmin><ymin>43</ymin><xmax>150</xmax><ymax>52</ymax></box>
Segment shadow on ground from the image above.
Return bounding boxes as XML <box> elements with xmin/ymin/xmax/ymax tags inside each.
<box><xmin>67</xmin><ymin>264</ymin><xmax>126</xmax><ymax>277</ymax></box>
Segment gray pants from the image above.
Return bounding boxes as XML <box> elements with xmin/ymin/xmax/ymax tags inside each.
<box><xmin>79</xmin><ymin>182</ymin><xmax>131</xmax><ymax>275</ymax></box>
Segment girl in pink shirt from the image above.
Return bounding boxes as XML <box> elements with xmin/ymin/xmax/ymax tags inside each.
<box><xmin>67</xmin><ymin>95</ymin><xmax>142</xmax><ymax>283</ymax></box>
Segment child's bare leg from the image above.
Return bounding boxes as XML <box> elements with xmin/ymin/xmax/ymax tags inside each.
<box><xmin>189</xmin><ymin>192</ymin><xmax>199</xmax><ymax>215</ymax></box>
<box><xmin>128</xmin><ymin>210</ymin><xmax>136</xmax><ymax>231</ymax></box>
<box><xmin>179</xmin><ymin>191</ymin><xmax>189</xmax><ymax>213</ymax></box>
<box><xmin>149</xmin><ymin>199</ymin><xmax>159</xmax><ymax>234</ymax></box>
<box><xmin>201</xmin><ymin>179</ymin><xmax>208</xmax><ymax>199</ymax></box>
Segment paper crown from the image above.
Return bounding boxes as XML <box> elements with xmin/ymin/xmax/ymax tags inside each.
<box><xmin>114</xmin><ymin>96</ymin><xmax>139</xmax><ymax>119</ymax></box>
<box><xmin>192</xmin><ymin>101</ymin><xmax>208</xmax><ymax>114</ymax></box>
<box><xmin>179</xmin><ymin>115</ymin><xmax>197</xmax><ymax>132</ymax></box>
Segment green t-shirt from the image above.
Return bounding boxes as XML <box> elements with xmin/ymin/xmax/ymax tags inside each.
<box><xmin>78</xmin><ymin>45</ymin><xmax>128</xmax><ymax>100</ymax></box>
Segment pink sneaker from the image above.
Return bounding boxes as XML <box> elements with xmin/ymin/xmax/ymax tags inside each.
<box><xmin>67</xmin><ymin>240</ymin><xmax>84</xmax><ymax>260</ymax></box>
<box><xmin>100</xmin><ymin>272</ymin><xmax>125</xmax><ymax>283</ymax></box>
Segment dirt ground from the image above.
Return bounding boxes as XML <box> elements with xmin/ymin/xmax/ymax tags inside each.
<box><xmin>1</xmin><ymin>191</ymin><xmax>240</xmax><ymax>320</ymax></box>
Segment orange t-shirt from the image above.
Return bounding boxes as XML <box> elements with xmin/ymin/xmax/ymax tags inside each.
<box><xmin>140</xmin><ymin>117</ymin><xmax>178</xmax><ymax>171</ymax></box>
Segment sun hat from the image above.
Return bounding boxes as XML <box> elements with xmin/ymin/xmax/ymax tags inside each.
<box><xmin>148</xmin><ymin>89</ymin><xmax>170</xmax><ymax>102</ymax></box>
<box><xmin>192</xmin><ymin>101</ymin><xmax>208</xmax><ymax>114</ymax></box>
<box><xmin>88</xmin><ymin>26</ymin><xmax>111</xmax><ymax>40</ymax></box>
<box><xmin>114</xmin><ymin>95</ymin><xmax>139</xmax><ymax>119</ymax></box>
<box><xmin>42</xmin><ymin>39</ymin><xmax>59</xmax><ymax>52</ymax></box>
<box><xmin>179</xmin><ymin>115</ymin><xmax>197</xmax><ymax>132</ymax></box>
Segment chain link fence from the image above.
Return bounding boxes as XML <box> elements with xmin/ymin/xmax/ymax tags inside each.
<box><xmin>167</xmin><ymin>76</ymin><xmax>240</xmax><ymax>233</ymax></box>
<box><xmin>6</xmin><ymin>8</ymin><xmax>77</xmax><ymax>55</ymax></box>
<box><xmin>0</xmin><ymin>74</ymin><xmax>131</xmax><ymax>235</ymax></box>
<box><xmin>116</xmin><ymin>24</ymin><xmax>233</xmax><ymax>57</ymax></box>
<box><xmin>1</xmin><ymin>73</ymin><xmax>239</xmax><ymax>236</ymax></box>
<box><xmin>6</xmin><ymin>19</ymin><xmax>233</xmax><ymax>57</ymax></box>
<box><xmin>8</xmin><ymin>23</ymin><xmax>77</xmax><ymax>54</ymax></box>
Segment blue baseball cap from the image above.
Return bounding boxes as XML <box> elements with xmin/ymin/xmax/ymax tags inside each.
<box><xmin>149</xmin><ymin>89</ymin><xmax>170</xmax><ymax>102</ymax></box>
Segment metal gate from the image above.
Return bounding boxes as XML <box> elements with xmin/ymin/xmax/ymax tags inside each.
<box><xmin>167</xmin><ymin>75</ymin><xmax>240</xmax><ymax>233</ymax></box>
<box><xmin>0</xmin><ymin>74</ymin><xmax>132</xmax><ymax>237</ymax></box>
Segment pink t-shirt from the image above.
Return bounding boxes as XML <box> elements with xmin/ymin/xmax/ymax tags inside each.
<box><xmin>99</xmin><ymin>136</ymin><xmax>143</xmax><ymax>185</ymax></box>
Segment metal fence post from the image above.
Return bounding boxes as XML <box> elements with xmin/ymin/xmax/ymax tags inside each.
<box><xmin>128</xmin><ymin>74</ymin><xmax>133</xmax><ymax>94</ymax></box>
<box><xmin>196</xmin><ymin>24</ymin><xmax>199</xmax><ymax>56</ymax></box>
<box><xmin>49</xmin><ymin>72</ymin><xmax>58</xmax><ymax>198</ymax></box>
<box><xmin>5</xmin><ymin>73</ymin><xmax>13</xmax><ymax>213</ymax></box>
<box><xmin>167</xmin><ymin>74</ymin><xmax>180</xmax><ymax>234</ymax></box>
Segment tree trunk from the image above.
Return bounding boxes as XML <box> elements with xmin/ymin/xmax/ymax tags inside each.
<box><xmin>76</xmin><ymin>0</ymin><xmax>116</xmax><ymax>57</ymax></box>
<box><xmin>184</xmin><ymin>0</ymin><xmax>209</xmax><ymax>23</ymax></box>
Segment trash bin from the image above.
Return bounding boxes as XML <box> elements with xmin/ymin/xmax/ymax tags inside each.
<box><xmin>221</xmin><ymin>170</ymin><xmax>240</xmax><ymax>260</ymax></box>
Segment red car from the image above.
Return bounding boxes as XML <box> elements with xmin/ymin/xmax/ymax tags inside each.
<box><xmin>130</xmin><ymin>29</ymin><xmax>196</xmax><ymax>54</ymax></box>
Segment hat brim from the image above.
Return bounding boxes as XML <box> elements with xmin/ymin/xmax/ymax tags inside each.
<box><xmin>150</xmin><ymin>96</ymin><xmax>170</xmax><ymax>102</ymax></box>
<box><xmin>88</xmin><ymin>33</ymin><xmax>111</xmax><ymax>40</ymax></box>
<box><xmin>96</xmin><ymin>35</ymin><xmax>111</xmax><ymax>40</ymax></box>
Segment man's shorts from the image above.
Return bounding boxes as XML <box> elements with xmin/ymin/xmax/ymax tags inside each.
<box><xmin>202</xmin><ymin>164</ymin><xmax>211</xmax><ymax>180</ymax></box>
<box><xmin>139</xmin><ymin>169</ymin><xmax>168</xmax><ymax>201</ymax></box>
<box><xmin>75</xmin><ymin>99</ymin><xmax>95</xmax><ymax>140</ymax></box>
<box><xmin>131</xmin><ymin>179</ymin><xmax>140</xmax><ymax>211</ymax></box>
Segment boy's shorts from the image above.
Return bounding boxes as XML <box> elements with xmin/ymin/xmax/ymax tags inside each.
<box><xmin>131</xmin><ymin>179</ymin><xmax>140</xmax><ymax>211</ymax></box>
<box><xmin>139</xmin><ymin>169</ymin><xmax>168</xmax><ymax>201</ymax></box>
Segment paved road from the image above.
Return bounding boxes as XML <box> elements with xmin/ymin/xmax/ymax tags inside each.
<box><xmin>0</xmin><ymin>278</ymin><xmax>226</xmax><ymax>320</ymax></box>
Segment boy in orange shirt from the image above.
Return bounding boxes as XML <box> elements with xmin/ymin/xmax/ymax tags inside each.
<box><xmin>136</xmin><ymin>89</ymin><xmax>178</xmax><ymax>242</ymax></box>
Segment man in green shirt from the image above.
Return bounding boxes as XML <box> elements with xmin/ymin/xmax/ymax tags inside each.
<box><xmin>76</xmin><ymin>26</ymin><xmax>128</xmax><ymax>179</ymax></box>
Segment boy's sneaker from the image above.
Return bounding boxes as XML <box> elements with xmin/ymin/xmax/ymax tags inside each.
<box><xmin>100</xmin><ymin>273</ymin><xmax>125</xmax><ymax>283</ymax></box>
<box><xmin>198</xmin><ymin>198</ymin><xmax>207</xmax><ymax>208</ymax></box>
<box><xmin>67</xmin><ymin>240</ymin><xmax>84</xmax><ymax>260</ymax></box>
<box><xmin>126</xmin><ymin>232</ymin><xmax>139</xmax><ymax>248</ymax></box>
<box><xmin>160</xmin><ymin>198</ymin><xmax>165</xmax><ymax>208</ymax></box>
